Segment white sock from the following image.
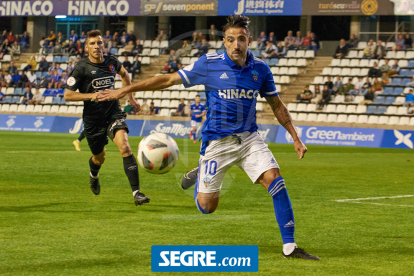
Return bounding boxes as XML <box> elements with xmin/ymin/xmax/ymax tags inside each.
<box><xmin>283</xmin><ymin>243</ymin><xmax>297</xmax><ymax>255</ymax></box>
<box><xmin>133</xmin><ymin>190</ymin><xmax>140</xmax><ymax>196</ymax></box>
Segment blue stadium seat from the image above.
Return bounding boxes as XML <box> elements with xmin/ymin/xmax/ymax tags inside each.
<box><xmin>391</xmin><ymin>78</ymin><xmax>401</xmax><ymax>86</ymax></box>
<box><xmin>42</xmin><ymin>72</ymin><xmax>49</xmax><ymax>78</ymax></box>
<box><xmin>410</xmin><ymin>69</ymin><xmax>414</xmax><ymax>76</ymax></box>
<box><xmin>408</xmin><ymin>60</ymin><xmax>414</xmax><ymax>68</ymax></box>
<box><xmin>374</xmin><ymin>96</ymin><xmax>384</xmax><ymax>104</ymax></box>
<box><xmin>402</xmin><ymin>78</ymin><xmax>411</xmax><ymax>86</ymax></box>
<box><xmin>264</xmin><ymin>59</ymin><xmax>270</xmax><ymax>65</ymax></box>
<box><xmin>252</xmin><ymin>50</ymin><xmax>260</xmax><ymax>57</ymax></box>
<box><xmin>4</xmin><ymin>96</ymin><xmax>12</xmax><ymax>103</ymax></box>
<box><xmin>53</xmin><ymin>56</ymin><xmax>61</xmax><ymax>63</ymax></box>
<box><xmin>269</xmin><ymin>59</ymin><xmax>278</xmax><ymax>66</ymax></box>
<box><xmin>385</xmin><ymin>97</ymin><xmax>395</xmax><ymax>105</ymax></box>
<box><xmin>13</xmin><ymin>88</ymin><xmax>22</xmax><ymax>95</ymax></box>
<box><xmin>366</xmin><ymin>105</ymin><xmax>377</xmax><ymax>114</ymax></box>
<box><xmin>110</xmin><ymin>48</ymin><xmax>118</xmax><ymax>55</ymax></box>
<box><xmin>393</xmin><ymin>87</ymin><xmax>403</xmax><ymax>95</ymax></box>
<box><xmin>61</xmin><ymin>56</ymin><xmax>69</xmax><ymax>62</ymax></box>
<box><xmin>35</xmin><ymin>72</ymin><xmax>42</xmax><ymax>79</ymax></box>
<box><xmin>376</xmin><ymin>106</ymin><xmax>387</xmax><ymax>114</ymax></box>
<box><xmin>383</xmin><ymin>87</ymin><xmax>393</xmax><ymax>95</ymax></box>
<box><xmin>12</xmin><ymin>96</ymin><xmax>20</xmax><ymax>103</ymax></box>
<box><xmin>399</xmin><ymin>69</ymin><xmax>408</xmax><ymax>76</ymax></box>
<box><xmin>217</xmin><ymin>49</ymin><xmax>225</xmax><ymax>54</ymax></box>
<box><xmin>52</xmin><ymin>97</ymin><xmax>61</xmax><ymax>104</ymax></box>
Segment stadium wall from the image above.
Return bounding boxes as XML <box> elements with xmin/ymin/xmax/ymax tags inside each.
<box><xmin>0</xmin><ymin>114</ymin><xmax>413</xmax><ymax>150</ymax></box>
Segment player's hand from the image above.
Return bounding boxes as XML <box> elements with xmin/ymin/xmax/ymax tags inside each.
<box><xmin>97</xmin><ymin>88</ymin><xmax>127</xmax><ymax>101</ymax></box>
<box><xmin>130</xmin><ymin>98</ymin><xmax>141</xmax><ymax>113</ymax></box>
<box><xmin>294</xmin><ymin>140</ymin><xmax>307</xmax><ymax>159</ymax></box>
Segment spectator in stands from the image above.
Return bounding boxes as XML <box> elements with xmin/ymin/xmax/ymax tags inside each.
<box><xmin>53</xmin><ymin>41</ymin><xmax>62</xmax><ymax>54</ymax></box>
<box><xmin>298</xmin><ymin>86</ymin><xmax>313</xmax><ymax>103</ymax></box>
<box><xmin>126</xmin><ymin>31</ymin><xmax>136</xmax><ymax>45</ymax></box>
<box><xmin>339</xmin><ymin>79</ymin><xmax>354</xmax><ymax>102</ymax></box>
<box><xmin>324</xmin><ymin>76</ymin><xmax>333</xmax><ymax>90</ymax></box>
<box><xmin>347</xmin><ymin>33</ymin><xmax>359</xmax><ymax>48</ymax></box>
<box><xmin>1</xmin><ymin>71</ymin><xmax>11</xmax><ymax>87</ymax></box>
<box><xmin>30</xmin><ymin>88</ymin><xmax>43</xmax><ymax>105</ymax></box>
<box><xmin>7</xmin><ymin>61</ymin><xmax>17</xmax><ymax>75</ymax></box>
<box><xmin>363</xmin><ymin>39</ymin><xmax>375</xmax><ymax>59</ymax></box>
<box><xmin>176</xmin><ymin>40</ymin><xmax>192</xmax><ymax>57</ymax></box>
<box><xmin>372</xmin><ymin>40</ymin><xmax>386</xmax><ymax>59</ymax></box>
<box><xmin>317</xmin><ymin>85</ymin><xmax>331</xmax><ymax>110</ymax></box>
<box><xmin>65</xmin><ymin>40</ymin><xmax>76</xmax><ymax>56</ymax></box>
<box><xmin>196</xmin><ymin>32</ymin><xmax>205</xmax><ymax>48</ymax></box>
<box><xmin>302</xmin><ymin>31</ymin><xmax>311</xmax><ymax>49</ymax></box>
<box><xmin>13</xmin><ymin>34</ymin><xmax>20</xmax><ymax>45</ymax></box>
<box><xmin>267</xmin><ymin>32</ymin><xmax>277</xmax><ymax>45</ymax></box>
<box><xmin>350</xmin><ymin>77</ymin><xmax>364</xmax><ymax>95</ymax></box>
<box><xmin>395</xmin><ymin>34</ymin><xmax>405</xmax><ymax>50</ymax></box>
<box><xmin>380</xmin><ymin>59</ymin><xmax>390</xmax><ymax>73</ymax></box>
<box><xmin>193</xmin><ymin>39</ymin><xmax>209</xmax><ymax>57</ymax></box>
<box><xmin>362</xmin><ymin>77</ymin><xmax>372</xmax><ymax>94</ymax></box>
<box><xmin>261</xmin><ymin>41</ymin><xmax>277</xmax><ymax>59</ymax></box>
<box><xmin>149</xmin><ymin>101</ymin><xmax>156</xmax><ymax>115</ymax></box>
<box><xmin>209</xmin><ymin>24</ymin><xmax>218</xmax><ymax>41</ymax></box>
<box><xmin>79</xmin><ymin>31</ymin><xmax>86</xmax><ymax>45</ymax></box>
<box><xmin>168</xmin><ymin>49</ymin><xmax>177</xmax><ymax>64</ymax></box>
<box><xmin>20</xmin><ymin>31</ymin><xmax>30</xmax><ymax>51</ymax></box>
<box><xmin>66</xmin><ymin>62</ymin><xmax>73</xmax><ymax>73</ymax></box>
<box><xmin>404</xmin><ymin>33</ymin><xmax>412</xmax><ymax>49</ymax></box>
<box><xmin>56</xmin><ymin>32</ymin><xmax>65</xmax><ymax>46</ymax></box>
<box><xmin>21</xmin><ymin>87</ymin><xmax>33</xmax><ymax>104</ymax></box>
<box><xmin>155</xmin><ymin>30</ymin><xmax>167</xmax><ymax>42</ymax></box>
<box><xmin>7</xmin><ymin>31</ymin><xmax>14</xmax><ymax>44</ymax></box>
<box><xmin>0</xmin><ymin>39</ymin><xmax>10</xmax><ymax>59</ymax></box>
<box><xmin>332</xmin><ymin>76</ymin><xmax>342</xmax><ymax>94</ymax></box>
<box><xmin>44</xmin><ymin>31</ymin><xmax>56</xmax><ymax>47</ymax></box>
<box><xmin>275</xmin><ymin>41</ymin><xmax>286</xmax><ymax>58</ymax></box>
<box><xmin>169</xmin><ymin>56</ymin><xmax>180</xmax><ymax>73</ymax></box>
<box><xmin>43</xmin><ymin>41</ymin><xmax>54</xmax><ymax>54</ymax></box>
<box><xmin>284</xmin><ymin>31</ymin><xmax>294</xmax><ymax>50</ymax></box>
<box><xmin>368</xmin><ymin>62</ymin><xmax>382</xmax><ymax>78</ymax></box>
<box><xmin>191</xmin><ymin>32</ymin><xmax>198</xmax><ymax>47</ymax></box>
<box><xmin>9</xmin><ymin>41</ymin><xmax>20</xmax><ymax>59</ymax></box>
<box><xmin>257</xmin><ymin>31</ymin><xmax>267</xmax><ymax>50</ymax></box>
<box><xmin>124</xmin><ymin>41</ymin><xmax>134</xmax><ymax>56</ymax></box>
<box><xmin>49</xmin><ymin>62</ymin><xmax>56</xmax><ymax>73</ymax></box>
<box><xmin>333</xmin><ymin>39</ymin><xmax>348</xmax><ymax>59</ymax></box>
<box><xmin>139</xmin><ymin>99</ymin><xmax>150</xmax><ymax>115</ymax></box>
<box><xmin>59</xmin><ymin>71</ymin><xmax>68</xmax><ymax>89</ymax></box>
<box><xmin>404</xmin><ymin>89</ymin><xmax>414</xmax><ymax>107</ymax></box>
<box><xmin>0</xmin><ymin>30</ymin><xmax>6</xmax><ymax>45</ymax></box>
<box><xmin>134</xmin><ymin>40</ymin><xmax>143</xmax><ymax>55</ymax></box>
<box><xmin>26</xmin><ymin>70</ymin><xmax>37</xmax><ymax>89</ymax></box>
<box><xmin>69</xmin><ymin>30</ymin><xmax>78</xmax><ymax>43</ymax></box>
<box><xmin>163</xmin><ymin>61</ymin><xmax>170</xmax><ymax>72</ymax></box>
<box><xmin>108</xmin><ymin>32</ymin><xmax>119</xmax><ymax>50</ymax></box>
<box><xmin>173</xmin><ymin>98</ymin><xmax>187</xmax><ymax>116</ymax></box>
<box><xmin>309</xmin><ymin>32</ymin><xmax>320</xmax><ymax>56</ymax></box>
<box><xmin>23</xmin><ymin>56</ymin><xmax>37</xmax><ymax>72</ymax></box>
<box><xmin>120</xmin><ymin>31</ymin><xmax>128</xmax><ymax>46</ymax></box>
<box><xmin>381</xmin><ymin>72</ymin><xmax>390</xmax><ymax>85</ymax></box>
<box><xmin>10</xmin><ymin>72</ymin><xmax>21</xmax><ymax>87</ymax></box>
<box><xmin>49</xmin><ymin>70</ymin><xmax>61</xmax><ymax>89</ymax></box>
<box><xmin>358</xmin><ymin>87</ymin><xmax>375</xmax><ymax>105</ymax></box>
<box><xmin>132</xmin><ymin>56</ymin><xmax>141</xmax><ymax>76</ymax></box>
<box><xmin>75</xmin><ymin>40</ymin><xmax>82</xmax><ymax>53</ymax></box>
<box><xmin>38</xmin><ymin>57</ymin><xmax>49</xmax><ymax>72</ymax></box>
<box><xmin>406</xmin><ymin>76</ymin><xmax>414</xmax><ymax>86</ymax></box>
<box><xmin>372</xmin><ymin>78</ymin><xmax>383</xmax><ymax>92</ymax></box>
<box><xmin>122</xmin><ymin>53</ymin><xmax>132</xmax><ymax>72</ymax></box>
<box><xmin>124</xmin><ymin>100</ymin><xmax>136</xmax><ymax>115</ymax></box>
<box><xmin>292</xmin><ymin>31</ymin><xmax>303</xmax><ymax>50</ymax></box>
<box><xmin>388</xmin><ymin>60</ymin><xmax>400</xmax><ymax>76</ymax></box>
<box><xmin>56</xmin><ymin>64</ymin><xmax>63</xmax><ymax>75</ymax></box>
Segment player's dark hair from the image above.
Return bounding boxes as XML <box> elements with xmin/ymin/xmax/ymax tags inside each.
<box><xmin>195</xmin><ymin>95</ymin><xmax>200</xmax><ymax>98</ymax></box>
<box><xmin>223</xmin><ymin>15</ymin><xmax>250</xmax><ymax>34</ymax></box>
<box><xmin>86</xmin><ymin>30</ymin><xmax>102</xmax><ymax>42</ymax></box>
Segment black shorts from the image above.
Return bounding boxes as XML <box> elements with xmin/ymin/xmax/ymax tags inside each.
<box><xmin>83</xmin><ymin>112</ymin><xmax>129</xmax><ymax>155</ymax></box>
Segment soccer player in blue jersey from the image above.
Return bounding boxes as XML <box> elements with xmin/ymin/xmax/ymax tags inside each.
<box><xmin>189</xmin><ymin>95</ymin><xmax>206</xmax><ymax>143</ymax></box>
<box><xmin>98</xmin><ymin>15</ymin><xmax>319</xmax><ymax>260</ymax></box>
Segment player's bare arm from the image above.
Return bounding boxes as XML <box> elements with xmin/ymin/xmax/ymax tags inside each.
<box><xmin>97</xmin><ymin>72</ymin><xmax>183</xmax><ymax>102</ymax></box>
<box><xmin>64</xmin><ymin>88</ymin><xmax>99</xmax><ymax>102</ymax></box>
<box><xmin>266</xmin><ymin>95</ymin><xmax>307</xmax><ymax>159</ymax></box>
<box><xmin>118</xmin><ymin>66</ymin><xmax>140</xmax><ymax>112</ymax></box>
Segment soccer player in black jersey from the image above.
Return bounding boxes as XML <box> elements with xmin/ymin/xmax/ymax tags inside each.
<box><xmin>64</xmin><ymin>30</ymin><xmax>149</xmax><ymax>206</ymax></box>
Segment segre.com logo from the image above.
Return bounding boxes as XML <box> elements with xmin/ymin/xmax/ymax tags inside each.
<box><xmin>151</xmin><ymin>245</ymin><xmax>258</xmax><ymax>272</ymax></box>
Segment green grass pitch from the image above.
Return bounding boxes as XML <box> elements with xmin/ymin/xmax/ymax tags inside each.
<box><xmin>0</xmin><ymin>131</ymin><xmax>413</xmax><ymax>275</ymax></box>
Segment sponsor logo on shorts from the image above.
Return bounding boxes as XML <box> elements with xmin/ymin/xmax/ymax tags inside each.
<box><xmin>109</xmin><ymin>119</ymin><xmax>126</xmax><ymax>132</ymax></box>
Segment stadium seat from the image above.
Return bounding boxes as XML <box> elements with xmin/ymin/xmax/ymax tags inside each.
<box><xmin>287</xmin><ymin>103</ymin><xmax>296</xmax><ymax>111</ymax></box>
<box><xmin>385</xmin><ymin>51</ymin><xmax>396</xmax><ymax>59</ymax></box>
<box><xmin>117</xmin><ymin>56</ymin><xmax>125</xmax><ymax>63</ymax></box>
<box><xmin>50</xmin><ymin>105</ymin><xmax>59</xmax><ymax>113</ymax></box>
<box><xmin>169</xmin><ymin>100</ymin><xmax>179</xmax><ymax>108</ymax></box>
<box><xmin>383</xmin><ymin>87</ymin><xmax>393</xmax><ymax>95</ymax></box>
<box><xmin>398</xmin><ymin>117</ymin><xmax>410</xmax><ymax>125</ymax></box>
<box><xmin>9</xmin><ymin>104</ymin><xmax>18</xmax><ymax>112</ymax></box>
<box><xmin>296</xmin><ymin>103</ymin><xmax>306</xmax><ymax>112</ymax></box>
<box><xmin>408</xmin><ymin>60</ymin><xmax>414</xmax><ymax>68</ymax></box>
<box><xmin>325</xmin><ymin>104</ymin><xmax>336</xmax><ymax>113</ymax></box>
<box><xmin>357</xmin><ymin>115</ymin><xmax>368</xmax><ymax>123</ymax></box>
<box><xmin>394</xmin><ymin>96</ymin><xmax>405</xmax><ymax>105</ymax></box>
<box><xmin>327</xmin><ymin>114</ymin><xmax>337</xmax><ymax>122</ymax></box>
<box><xmin>296</xmin><ymin>113</ymin><xmax>307</xmax><ymax>121</ymax></box>
<box><xmin>399</xmin><ymin>69</ymin><xmax>409</xmax><ymax>76</ymax></box>
<box><xmin>397</xmin><ymin>106</ymin><xmax>408</xmax><ymax>114</ymax></box>
<box><xmin>42</xmin><ymin>105</ymin><xmax>51</xmax><ymax>113</ymax></box>
<box><xmin>356</xmin><ymin>105</ymin><xmax>367</xmax><ymax>113</ymax></box>
<box><xmin>391</xmin><ymin>78</ymin><xmax>401</xmax><ymax>86</ymax></box>
<box><xmin>5</xmin><ymin>88</ymin><xmax>14</xmax><ymax>95</ymax></box>
<box><xmin>153</xmin><ymin>91</ymin><xmax>162</xmax><ymax>99</ymax></box>
<box><xmin>387</xmin><ymin>116</ymin><xmax>399</xmax><ymax>125</ymax></box>
<box><xmin>386</xmin><ymin>106</ymin><xmax>397</xmax><ymax>114</ymax></box>
<box><xmin>376</xmin><ymin>106</ymin><xmax>387</xmax><ymax>114</ymax></box>
<box><xmin>61</xmin><ymin>56</ymin><xmax>69</xmax><ymax>62</ymax></box>
<box><xmin>385</xmin><ymin>97</ymin><xmax>395</xmax><ymax>105</ymax></box>
<box><xmin>410</xmin><ymin>117</ymin><xmax>414</xmax><ymax>126</ymax></box>
<box><xmin>305</xmin><ymin>113</ymin><xmax>316</xmax><ymax>121</ymax></box>
<box><xmin>340</xmin><ymin>59</ymin><xmax>350</xmax><ymax>67</ymax></box>
<box><xmin>297</xmin><ymin>59</ymin><xmax>306</xmax><ymax>67</ymax></box>
<box><xmin>330</xmin><ymin>59</ymin><xmax>340</xmax><ymax>67</ymax></box>
<box><xmin>248</xmin><ymin>41</ymin><xmax>257</xmax><ymax>49</ymax></box>
<box><xmin>336</xmin><ymin>105</ymin><xmax>346</xmax><ymax>113</ymax></box>
<box><xmin>25</xmin><ymin>105</ymin><xmax>34</xmax><ymax>112</ymax></box>
<box><xmin>75</xmin><ymin>106</ymin><xmax>83</xmax><ymax>114</ymax></box>
<box><xmin>399</xmin><ymin>60</ymin><xmax>408</xmax><ymax>68</ymax></box>
<box><xmin>393</xmin><ymin>87</ymin><xmax>403</xmax><ymax>95</ymax></box>
<box><xmin>359</xmin><ymin>59</ymin><xmax>369</xmax><ymax>67</ymax></box>
<box><xmin>161</xmin><ymin>91</ymin><xmax>171</xmax><ymax>99</ymax></box>
<box><xmin>350</xmin><ymin>68</ymin><xmax>360</xmax><ymax>76</ymax></box>
<box><xmin>306</xmin><ymin>104</ymin><xmax>316</xmax><ymax>112</ymax></box>
<box><xmin>287</xmin><ymin>59</ymin><xmax>296</xmax><ymax>66</ymax></box>
<box><xmin>348</xmin><ymin>51</ymin><xmax>358</xmax><ymax>58</ymax></box>
<box><xmin>279</xmin><ymin>67</ymin><xmax>288</xmax><ymax>75</ymax></box>
<box><xmin>12</xmin><ymin>96</ymin><xmax>20</xmax><ymax>103</ymax></box>
<box><xmin>280</xmin><ymin>76</ymin><xmax>290</xmax><ymax>83</ymax></box>
<box><xmin>67</xmin><ymin>106</ymin><xmax>76</xmax><ymax>113</ymax></box>
<box><xmin>296</xmin><ymin>50</ymin><xmax>305</xmax><ymax>58</ymax></box>
<box><xmin>143</xmin><ymin>40</ymin><xmax>152</xmax><ymax>48</ymax></box>
<box><xmin>290</xmin><ymin>112</ymin><xmax>297</xmax><ymax>120</ymax></box>
<box><xmin>53</xmin><ymin>56</ymin><xmax>61</xmax><ymax>63</ymax></box>
<box><xmin>368</xmin><ymin>116</ymin><xmax>379</xmax><ymax>124</ymax></box>
<box><xmin>277</xmin><ymin>59</ymin><xmax>288</xmax><ymax>66</ymax></box>
<box><xmin>357</xmin><ymin>42</ymin><xmax>367</xmax><ymax>49</ymax></box>
<box><xmin>341</xmin><ymin>68</ymin><xmax>351</xmax><ymax>76</ymax></box>
<box><xmin>46</xmin><ymin>55</ymin><xmax>53</xmax><ymax>62</ymax></box>
<box><xmin>58</xmin><ymin>105</ymin><xmax>68</xmax><ymax>113</ymax></box>
<box><xmin>332</xmin><ymin>68</ymin><xmax>341</xmax><ymax>76</ymax></box>
<box><xmin>271</xmin><ymin>67</ymin><xmax>279</xmax><ymax>75</ymax></box>
<box><xmin>160</xmin><ymin>100</ymin><xmax>170</xmax><ymax>108</ymax></box>
<box><xmin>337</xmin><ymin>114</ymin><xmax>347</xmax><ymax>123</ymax></box>
<box><xmin>345</xmin><ymin>105</ymin><xmax>356</xmax><ymax>113</ymax></box>
<box><xmin>405</xmin><ymin>51</ymin><xmax>414</xmax><ymax>59</ymax></box>
<box><xmin>316</xmin><ymin>114</ymin><xmax>327</xmax><ymax>122</ymax></box>
<box><xmin>378</xmin><ymin>116</ymin><xmax>389</xmax><ymax>124</ymax></box>
<box><xmin>269</xmin><ymin>59</ymin><xmax>278</xmax><ymax>66</ymax></box>
<box><xmin>360</xmin><ymin>68</ymin><xmax>369</xmax><ymax>76</ymax></box>
<box><xmin>141</xmin><ymin>57</ymin><xmax>150</xmax><ymax>65</ymax></box>
<box><xmin>347</xmin><ymin>114</ymin><xmax>358</xmax><ymax>123</ymax></box>
<box><xmin>286</xmin><ymin>51</ymin><xmax>296</xmax><ymax>58</ymax></box>
<box><xmin>321</xmin><ymin>68</ymin><xmax>331</xmax><ymax>75</ymax></box>
<box><xmin>374</xmin><ymin>96</ymin><xmax>385</xmax><ymax>104</ymax></box>
<box><xmin>305</xmin><ymin>50</ymin><xmax>314</xmax><ymax>58</ymax></box>
<box><xmin>60</xmin><ymin>63</ymin><xmax>67</xmax><ymax>70</ymax></box>
<box><xmin>160</xmin><ymin>41</ymin><xmax>169</xmax><ymax>49</ymax></box>
<box><xmin>366</xmin><ymin>105</ymin><xmax>377</xmax><ymax>114</ymax></box>
<box><xmin>33</xmin><ymin>105</ymin><xmax>42</xmax><ymax>112</ymax></box>
<box><xmin>2</xmin><ymin>55</ymin><xmax>11</xmax><ymax>61</ymax></box>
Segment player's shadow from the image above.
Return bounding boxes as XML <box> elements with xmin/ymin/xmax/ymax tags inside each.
<box><xmin>0</xmin><ymin>203</ymin><xmax>136</xmax><ymax>213</ymax></box>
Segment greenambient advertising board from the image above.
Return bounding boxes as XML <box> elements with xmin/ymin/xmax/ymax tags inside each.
<box><xmin>302</xmin><ymin>0</ymin><xmax>406</xmax><ymax>15</ymax></box>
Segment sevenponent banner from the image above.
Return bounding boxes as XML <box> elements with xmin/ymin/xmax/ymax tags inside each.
<box><xmin>0</xmin><ymin>0</ymin><xmax>141</xmax><ymax>16</ymax></box>
<box><xmin>0</xmin><ymin>114</ymin><xmax>413</xmax><ymax>150</ymax></box>
<box><xmin>141</xmin><ymin>0</ymin><xmax>218</xmax><ymax>16</ymax></box>
<box><xmin>218</xmin><ymin>0</ymin><xmax>302</xmax><ymax>16</ymax></box>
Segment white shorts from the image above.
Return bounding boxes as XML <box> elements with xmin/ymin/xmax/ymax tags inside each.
<box><xmin>191</xmin><ymin>120</ymin><xmax>200</xmax><ymax>128</ymax></box>
<box><xmin>195</xmin><ymin>131</ymin><xmax>279</xmax><ymax>194</ymax></box>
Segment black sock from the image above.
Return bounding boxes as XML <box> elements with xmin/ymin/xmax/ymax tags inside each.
<box><xmin>78</xmin><ymin>130</ymin><xmax>86</xmax><ymax>142</ymax></box>
<box><xmin>89</xmin><ymin>157</ymin><xmax>101</xmax><ymax>177</ymax></box>
<box><xmin>123</xmin><ymin>154</ymin><xmax>140</xmax><ymax>192</ymax></box>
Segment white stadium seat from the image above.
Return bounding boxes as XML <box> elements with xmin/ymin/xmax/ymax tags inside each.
<box><xmin>327</xmin><ymin>114</ymin><xmax>337</xmax><ymax>122</ymax></box>
<box><xmin>368</xmin><ymin>116</ymin><xmax>379</xmax><ymax>124</ymax></box>
<box><xmin>337</xmin><ymin>114</ymin><xmax>347</xmax><ymax>123</ymax></box>
<box><xmin>17</xmin><ymin>104</ymin><xmax>26</xmax><ymax>112</ymax></box>
<box><xmin>387</xmin><ymin>116</ymin><xmax>399</xmax><ymax>125</ymax></box>
<box><xmin>297</xmin><ymin>113</ymin><xmax>307</xmax><ymax>121</ymax></box>
<box><xmin>307</xmin><ymin>113</ymin><xmax>317</xmax><ymax>121</ymax></box>
<box><xmin>347</xmin><ymin>114</ymin><xmax>358</xmax><ymax>123</ymax></box>
<box><xmin>306</xmin><ymin>104</ymin><xmax>317</xmax><ymax>112</ymax></box>
<box><xmin>316</xmin><ymin>114</ymin><xmax>327</xmax><ymax>122</ymax></box>
<box><xmin>26</xmin><ymin>105</ymin><xmax>34</xmax><ymax>112</ymax></box>
<box><xmin>357</xmin><ymin>115</ymin><xmax>368</xmax><ymax>123</ymax></box>
<box><xmin>378</xmin><ymin>116</ymin><xmax>389</xmax><ymax>124</ymax></box>
<box><xmin>287</xmin><ymin>103</ymin><xmax>297</xmax><ymax>111</ymax></box>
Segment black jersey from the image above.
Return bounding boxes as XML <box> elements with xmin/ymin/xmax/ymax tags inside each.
<box><xmin>66</xmin><ymin>55</ymin><xmax>123</xmax><ymax>123</ymax></box>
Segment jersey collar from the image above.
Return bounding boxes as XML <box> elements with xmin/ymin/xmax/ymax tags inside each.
<box><xmin>224</xmin><ymin>50</ymin><xmax>254</xmax><ymax>69</ymax></box>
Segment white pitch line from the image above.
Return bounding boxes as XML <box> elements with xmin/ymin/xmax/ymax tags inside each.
<box><xmin>335</xmin><ymin>195</ymin><xmax>414</xmax><ymax>202</ymax></box>
<box><xmin>344</xmin><ymin>202</ymin><xmax>414</xmax><ymax>208</ymax></box>
<box><xmin>6</xmin><ymin>151</ymin><xmax>83</xmax><ymax>153</ymax></box>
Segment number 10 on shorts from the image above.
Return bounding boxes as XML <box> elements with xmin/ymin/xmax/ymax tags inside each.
<box><xmin>204</xmin><ymin>160</ymin><xmax>217</xmax><ymax>175</ymax></box>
